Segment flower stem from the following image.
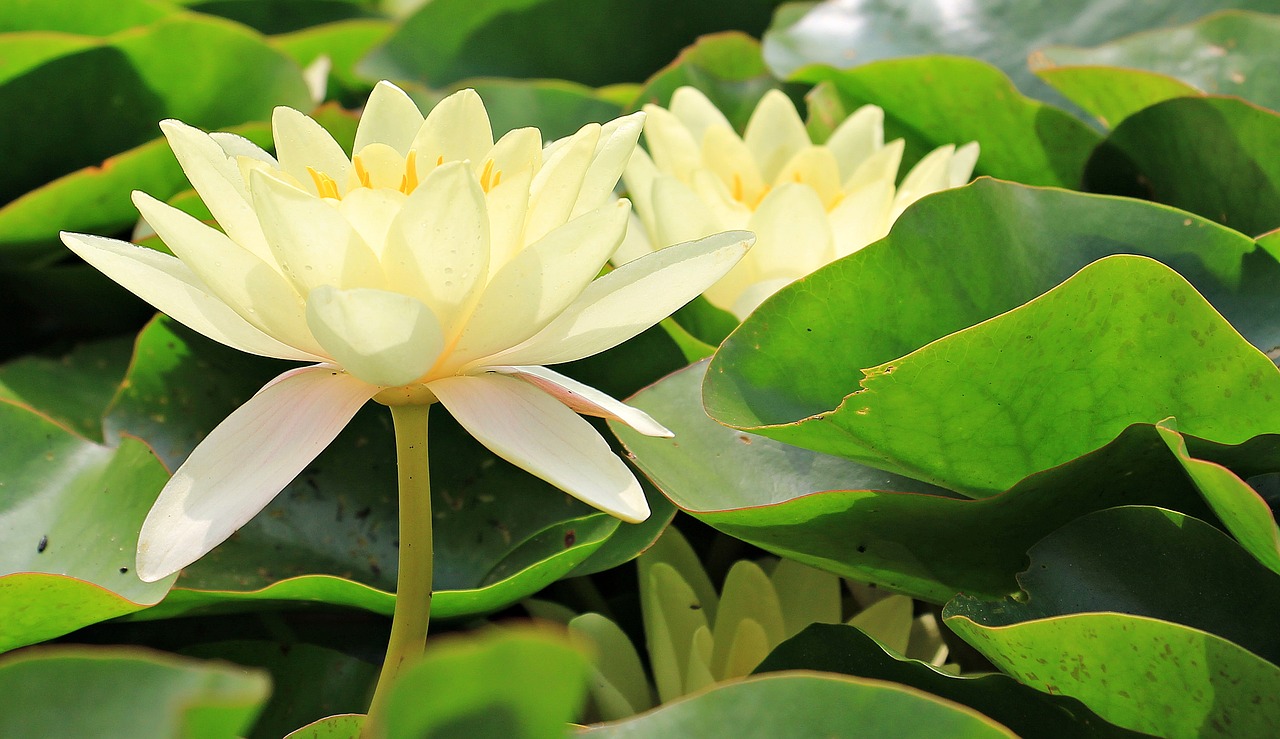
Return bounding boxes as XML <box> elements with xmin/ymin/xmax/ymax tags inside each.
<box><xmin>363</xmin><ymin>402</ymin><xmax>433</xmax><ymax>738</ymax></box>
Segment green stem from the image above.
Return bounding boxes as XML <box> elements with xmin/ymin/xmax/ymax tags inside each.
<box><xmin>363</xmin><ymin>402</ymin><xmax>433</xmax><ymax>738</ymax></box>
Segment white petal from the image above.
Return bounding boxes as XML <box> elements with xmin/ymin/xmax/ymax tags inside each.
<box><xmin>131</xmin><ymin>192</ymin><xmax>317</xmax><ymax>349</ymax></box>
<box><xmin>484</xmin><ymin>165</ymin><xmax>534</xmax><ymax>275</ymax></box>
<box><xmin>354</xmin><ymin>80</ymin><xmax>425</xmax><ymax>155</ymax></box>
<box><xmin>337</xmin><ymin>187</ymin><xmax>407</xmax><ymax>259</ymax></box>
<box><xmin>525</xmin><ymin>123</ymin><xmax>600</xmax><ymax>244</ymax></box>
<box><xmin>743</xmin><ymin>90</ymin><xmax>810</xmax><ymax>182</ymax></box>
<box><xmin>208</xmin><ymin>132</ymin><xmax>277</xmax><ymax>167</ymax></box>
<box><xmin>160</xmin><ymin>119</ymin><xmax>273</xmax><ymax>263</ymax></box>
<box><xmin>482</xmin><ymin>230</ymin><xmax>752</xmax><ymax>367</ymax></box>
<box><xmin>701</xmin><ymin>125</ymin><xmax>767</xmax><ymax>207</ymax></box>
<box><xmin>451</xmin><ymin>200</ymin><xmax>631</xmax><ymax>367</ymax></box>
<box><xmin>60</xmin><ymin>232</ymin><xmax>321</xmax><ymax>362</ymax></box>
<box><xmin>382</xmin><ymin>161</ymin><xmax>490</xmax><ymax>337</ymax></box>
<box><xmin>772</xmin><ymin>146</ymin><xmax>842</xmax><ymax>207</ymax></box>
<box><xmin>490</xmin><ymin>365</ymin><xmax>672</xmax><ymax>437</ymax></box>
<box><xmin>641</xmin><ymin>104</ymin><xmax>701</xmax><ymax>181</ymax></box>
<box><xmin>621</xmin><ymin>146</ymin><xmax>659</xmax><ymax>235</ymax></box>
<box><xmin>135</xmin><ymin>365</ymin><xmax>377</xmax><ymax>582</ymax></box>
<box><xmin>829</xmin><ymin>180</ymin><xmax>894</xmax><ymax>258</ymax></box>
<box><xmin>824</xmin><ymin>104</ymin><xmax>884</xmax><ymax>179</ymax></box>
<box><xmin>950</xmin><ymin>141</ymin><xmax>980</xmax><ymax>187</ymax></box>
<box><xmin>748</xmin><ymin>183</ymin><xmax>834</xmax><ymax>278</ymax></box>
<box><xmin>249</xmin><ymin>169</ymin><xmax>384</xmax><ymax>294</ymax></box>
<box><xmin>842</xmin><ymin>137</ymin><xmax>904</xmax><ymax>192</ymax></box>
<box><xmin>572</xmin><ymin>111</ymin><xmax>645</xmax><ymax>218</ymax></box>
<box><xmin>651</xmin><ymin>175</ymin><xmax>719</xmax><ymax>247</ymax></box>
<box><xmin>612</xmin><ymin>211</ymin><xmax>656</xmax><ymax>266</ymax></box>
<box><xmin>306</xmin><ymin>286</ymin><xmax>444</xmax><ymax>387</ymax></box>
<box><xmin>271</xmin><ymin>106</ymin><xmax>352</xmax><ymax>197</ymax></box>
<box><xmin>410</xmin><ymin>88</ymin><xmax>494</xmax><ymax>174</ymax></box>
<box><xmin>893</xmin><ymin>144</ymin><xmax>956</xmax><ymax>219</ymax></box>
<box><xmin>670</xmin><ymin>86</ymin><xmax>733</xmax><ymax>144</ymax></box>
<box><xmin>730</xmin><ymin>277</ymin><xmax>795</xmax><ymax>320</ymax></box>
<box><xmin>429</xmin><ymin>373</ymin><xmax>649</xmax><ymax>522</ymax></box>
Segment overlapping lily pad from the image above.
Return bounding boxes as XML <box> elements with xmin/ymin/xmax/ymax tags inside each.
<box><xmin>1084</xmin><ymin>96</ymin><xmax>1280</xmax><ymax>236</ymax></box>
<box><xmin>1034</xmin><ymin>10</ymin><xmax>1280</xmax><ymax>126</ymax></box>
<box><xmin>0</xmin><ymin>645</ymin><xmax>269</xmax><ymax>738</ymax></box>
<box><xmin>706</xmin><ymin>181</ymin><xmax>1280</xmax><ymax>495</ymax></box>
<box><xmin>0</xmin><ymin>335</ymin><xmax>134</xmax><ymax>439</ymax></box>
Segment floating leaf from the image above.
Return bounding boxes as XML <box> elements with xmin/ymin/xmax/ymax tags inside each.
<box><xmin>0</xmin><ymin>336</ymin><xmax>134</xmax><ymax>440</ymax></box>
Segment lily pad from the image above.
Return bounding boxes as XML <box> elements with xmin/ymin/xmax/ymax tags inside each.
<box><xmin>944</xmin><ymin>611</ymin><xmax>1280</xmax><ymax>738</ymax></box>
<box><xmin>580</xmin><ymin>672</ymin><xmax>1016</xmax><ymax>737</ymax></box>
<box><xmin>756</xmin><ymin>623</ymin><xmax>1142</xmax><ymax>738</ymax></box>
<box><xmin>271</xmin><ymin>19</ymin><xmax>394</xmax><ymax>105</ymax></box>
<box><xmin>0</xmin><ymin>400</ymin><xmax>171</xmax><ymax>652</ymax></box>
<box><xmin>0</xmin><ymin>0</ymin><xmax>174</xmax><ymax>35</ymax></box>
<box><xmin>793</xmin><ymin>58</ymin><xmax>1100</xmax><ymax>187</ymax></box>
<box><xmin>706</xmin><ymin>182</ymin><xmax>1280</xmax><ymax>494</ymax></box>
<box><xmin>0</xmin><ymin>645</ymin><xmax>269</xmax><ymax>738</ymax></box>
<box><xmin>450</xmin><ymin>78</ymin><xmax>625</xmax><ymax>141</ymax></box>
<box><xmin>1034</xmin><ymin>10</ymin><xmax>1280</xmax><ymax>126</ymax></box>
<box><xmin>0</xmin><ymin>335</ymin><xmax>135</xmax><ymax>440</ymax></box>
<box><xmin>1084</xmin><ymin>95</ymin><xmax>1280</xmax><ymax>237</ymax></box>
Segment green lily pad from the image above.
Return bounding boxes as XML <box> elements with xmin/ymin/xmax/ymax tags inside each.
<box><xmin>1084</xmin><ymin>96</ymin><xmax>1280</xmax><ymax>237</ymax></box>
<box><xmin>448</xmin><ymin>78</ymin><xmax>625</xmax><ymax>141</ymax></box>
<box><xmin>0</xmin><ymin>0</ymin><xmax>175</xmax><ymax>35</ymax></box>
<box><xmin>0</xmin><ymin>335</ymin><xmax>135</xmax><ymax>440</ymax></box>
<box><xmin>944</xmin><ymin>611</ymin><xmax>1280</xmax><ymax>738</ymax></box>
<box><xmin>629</xmin><ymin>32</ymin><xmax>785</xmax><ymax>130</ymax></box>
<box><xmin>0</xmin><ymin>14</ymin><xmax>309</xmax><ymax>234</ymax></box>
<box><xmin>271</xmin><ymin>19</ymin><xmax>393</xmax><ymax>105</ymax></box>
<box><xmin>706</xmin><ymin>182</ymin><xmax>1280</xmax><ymax>494</ymax></box>
<box><xmin>384</xmin><ymin>627</ymin><xmax>590</xmax><ymax>739</ymax></box>
<box><xmin>104</xmin><ymin>317</ymin><xmax>671</xmax><ymax>620</ymax></box>
<box><xmin>359</xmin><ymin>0</ymin><xmax>785</xmax><ymax>88</ymax></box>
<box><xmin>184</xmin><ymin>0</ymin><xmax>381</xmax><ymax>35</ymax></box>
<box><xmin>0</xmin><ymin>400</ymin><xmax>171</xmax><ymax>652</ymax></box>
<box><xmin>756</xmin><ymin>623</ymin><xmax>1142</xmax><ymax>738</ymax></box>
<box><xmin>793</xmin><ymin>57</ymin><xmax>1099</xmax><ymax>188</ymax></box>
<box><xmin>1034</xmin><ymin>10</ymin><xmax>1280</xmax><ymax>126</ymax></box>
<box><xmin>284</xmin><ymin>714</ymin><xmax>363</xmax><ymax>739</ymax></box>
<box><xmin>616</xmin><ymin>361</ymin><xmax>1237</xmax><ymax>603</ymax></box>
<box><xmin>761</xmin><ymin>0</ymin><xmax>1279</xmax><ymax>106</ymax></box>
<box><xmin>580</xmin><ymin>671</ymin><xmax>1015</xmax><ymax>737</ymax></box>
<box><xmin>0</xmin><ymin>646</ymin><xmax>269</xmax><ymax>738</ymax></box>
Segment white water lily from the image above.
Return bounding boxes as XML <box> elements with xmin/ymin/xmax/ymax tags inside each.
<box><xmin>62</xmin><ymin>82</ymin><xmax>751</xmax><ymax>583</ymax></box>
<box><xmin>618</xmin><ymin>86</ymin><xmax>978</xmax><ymax>319</ymax></box>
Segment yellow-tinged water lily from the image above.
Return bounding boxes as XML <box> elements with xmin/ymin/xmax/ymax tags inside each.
<box><xmin>61</xmin><ymin>81</ymin><xmax>751</xmax><ymax>583</ymax></box>
<box><xmin>616</xmin><ymin>86</ymin><xmax>978</xmax><ymax>319</ymax></box>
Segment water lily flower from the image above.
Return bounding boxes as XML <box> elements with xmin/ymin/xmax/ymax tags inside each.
<box><xmin>61</xmin><ymin>82</ymin><xmax>751</xmax><ymax>583</ymax></box>
<box><xmin>617</xmin><ymin>86</ymin><xmax>978</xmax><ymax>319</ymax></box>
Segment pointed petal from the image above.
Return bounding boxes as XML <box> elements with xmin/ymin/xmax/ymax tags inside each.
<box><xmin>843</xmin><ymin>137</ymin><xmax>904</xmax><ymax>192</ymax></box>
<box><xmin>572</xmin><ymin>111</ymin><xmax>645</xmax><ymax>218</ymax></box>
<box><xmin>160</xmin><ymin>119</ymin><xmax>273</xmax><ymax>263</ymax></box>
<box><xmin>430</xmin><ymin>373</ymin><xmax>649</xmax><ymax>522</ymax></box>
<box><xmin>484</xmin><ymin>165</ymin><xmax>534</xmax><ymax>275</ymax></box>
<box><xmin>130</xmin><ymin>192</ymin><xmax>321</xmax><ymax>355</ymax></box>
<box><xmin>382</xmin><ymin>161</ymin><xmax>489</xmax><ymax>337</ymax></box>
<box><xmin>337</xmin><ymin>187</ymin><xmax>407</xmax><ymax>259</ymax></box>
<box><xmin>249</xmin><ymin>169</ymin><xmax>384</xmax><ymax>294</ymax></box>
<box><xmin>670</xmin><ymin>86</ymin><xmax>732</xmax><ymax>144</ymax></box>
<box><xmin>772</xmin><ymin>146</ymin><xmax>842</xmax><ymax>207</ymax></box>
<box><xmin>354</xmin><ymin>80</ymin><xmax>425</xmax><ymax>155</ymax></box>
<box><xmin>641</xmin><ymin>104</ymin><xmax>700</xmax><ymax>181</ymax></box>
<box><xmin>61</xmin><ymin>232</ymin><xmax>321</xmax><ymax>361</ymax></box>
<box><xmin>306</xmin><ymin>287</ymin><xmax>444</xmax><ymax>387</ymax></box>
<box><xmin>272</xmin><ymin>106</ymin><xmax>352</xmax><ymax>197</ymax></box>
<box><xmin>749</xmin><ymin>183</ymin><xmax>834</xmax><ymax>278</ymax></box>
<box><xmin>451</xmin><ymin>200</ymin><xmax>631</xmax><ymax>366</ymax></box>
<box><xmin>650</xmin><ymin>174</ymin><xmax>719</xmax><ymax>247</ymax></box>
<box><xmin>829</xmin><ymin>180</ymin><xmax>894</xmax><ymax>258</ymax></box>
<box><xmin>612</xmin><ymin>211</ymin><xmax>656</xmax><ymax>266</ymax></box>
<box><xmin>490</xmin><ymin>365</ymin><xmax>672</xmax><ymax>437</ymax></box>
<box><xmin>824</xmin><ymin>104</ymin><xmax>884</xmax><ymax>179</ymax></box>
<box><xmin>893</xmin><ymin>144</ymin><xmax>955</xmax><ymax>219</ymax></box>
<box><xmin>136</xmin><ymin>365</ymin><xmax>376</xmax><ymax>581</ymax></box>
<box><xmin>208</xmin><ymin>132</ymin><xmax>277</xmax><ymax>167</ymax></box>
<box><xmin>411</xmin><ymin>88</ymin><xmax>494</xmax><ymax>174</ymax></box>
<box><xmin>621</xmin><ymin>146</ymin><xmax>659</xmax><ymax>235</ymax></box>
<box><xmin>482</xmin><ymin>230</ymin><xmax>752</xmax><ymax>367</ymax></box>
<box><xmin>949</xmin><ymin>141</ymin><xmax>980</xmax><ymax>187</ymax></box>
<box><xmin>525</xmin><ymin>123</ymin><xmax>600</xmax><ymax>244</ymax></box>
<box><xmin>701</xmin><ymin>125</ymin><xmax>766</xmax><ymax>207</ymax></box>
<box><xmin>742</xmin><ymin>90</ymin><xmax>810</xmax><ymax>182</ymax></box>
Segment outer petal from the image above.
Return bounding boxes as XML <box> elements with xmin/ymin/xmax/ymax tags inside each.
<box><xmin>159</xmin><ymin>119</ymin><xmax>273</xmax><ymax>263</ymax></box>
<box><xmin>742</xmin><ymin>89</ymin><xmax>810</xmax><ymax>182</ymax></box>
<box><xmin>135</xmin><ymin>365</ymin><xmax>377</xmax><ymax>581</ymax></box>
<box><xmin>489</xmin><ymin>365</ymin><xmax>672</xmax><ymax>437</ymax></box>
<box><xmin>701</xmin><ymin>125</ymin><xmax>767</xmax><ymax>207</ymax></box>
<box><xmin>824</xmin><ymin>104</ymin><xmax>884</xmax><ymax>178</ymax></box>
<box><xmin>410</xmin><ymin>88</ymin><xmax>494</xmax><ymax>176</ymax></box>
<box><xmin>60</xmin><ymin>232</ymin><xmax>321</xmax><ymax>362</ymax></box>
<box><xmin>429</xmin><ymin>373</ymin><xmax>650</xmax><ymax>522</ymax></box>
<box><xmin>450</xmin><ymin>200</ymin><xmax>631</xmax><ymax>367</ymax></box>
<box><xmin>650</xmin><ymin>174</ymin><xmax>719</xmax><ymax>247</ymax></box>
<box><xmin>892</xmin><ymin>144</ymin><xmax>956</xmax><ymax>219</ymax></box>
<box><xmin>669</xmin><ymin>86</ymin><xmax>733</xmax><ymax>144</ymax></box>
<box><xmin>842</xmin><ymin>137</ymin><xmax>904</xmax><ymax>192</ymax></box>
<box><xmin>950</xmin><ymin>141</ymin><xmax>981</xmax><ymax>187</ymax></box>
<box><xmin>571</xmin><ymin>111</ymin><xmax>645</xmax><ymax>218</ymax></box>
<box><xmin>748</xmin><ymin>182</ymin><xmax>834</xmax><ymax>279</ymax></box>
<box><xmin>641</xmin><ymin>104</ymin><xmax>701</xmax><ymax>181</ymax></box>
<box><xmin>306</xmin><ymin>286</ymin><xmax>445</xmax><ymax>388</ymax></box>
<box><xmin>480</xmin><ymin>230</ymin><xmax>752</xmax><ymax>367</ymax></box>
<box><xmin>354</xmin><ymin>80</ymin><xmax>425</xmax><ymax>155</ymax></box>
<box><xmin>525</xmin><ymin>123</ymin><xmax>600</xmax><ymax>244</ymax></box>
<box><xmin>272</xmin><ymin>106</ymin><xmax>352</xmax><ymax>197</ymax></box>
<box><xmin>828</xmin><ymin>180</ymin><xmax>895</xmax><ymax>258</ymax></box>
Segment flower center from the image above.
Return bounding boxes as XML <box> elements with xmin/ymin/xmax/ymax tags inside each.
<box><xmin>307</xmin><ymin>150</ymin><xmax>503</xmax><ymax>201</ymax></box>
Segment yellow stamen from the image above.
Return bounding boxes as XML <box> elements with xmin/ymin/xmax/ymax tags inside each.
<box><xmin>307</xmin><ymin>166</ymin><xmax>341</xmax><ymax>200</ymax></box>
<box><xmin>479</xmin><ymin>159</ymin><xmax>497</xmax><ymax>192</ymax></box>
<box><xmin>732</xmin><ymin>173</ymin><xmax>744</xmax><ymax>202</ymax></box>
<box><xmin>436</xmin><ymin>155</ymin><xmax>444</xmax><ymax>166</ymax></box>
<box><xmin>401</xmin><ymin>150</ymin><xmax>419</xmax><ymax>194</ymax></box>
<box><xmin>354</xmin><ymin>156</ymin><xmax>372</xmax><ymax>188</ymax></box>
<box><xmin>491</xmin><ymin>170</ymin><xmax>502</xmax><ymax>189</ymax></box>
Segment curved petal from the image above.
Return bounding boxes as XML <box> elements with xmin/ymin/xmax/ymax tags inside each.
<box><xmin>742</xmin><ymin>89</ymin><xmax>810</xmax><ymax>182</ymax></box>
<box><xmin>641</xmin><ymin>104</ymin><xmax>700</xmax><ymax>181</ymax></box>
<box><xmin>430</xmin><ymin>373</ymin><xmax>649</xmax><ymax>522</ymax></box>
<box><xmin>670</xmin><ymin>86</ymin><xmax>732</xmax><ymax>144</ymax></box>
<box><xmin>382</xmin><ymin>161</ymin><xmax>489</xmax><ymax>337</ymax></box>
<box><xmin>410</xmin><ymin>88</ymin><xmax>494</xmax><ymax>175</ymax></box>
<box><xmin>828</xmin><ymin>180</ymin><xmax>894</xmax><ymax>258</ymax></box>
<box><xmin>892</xmin><ymin>144</ymin><xmax>956</xmax><ymax>219</ymax></box>
<box><xmin>160</xmin><ymin>119</ymin><xmax>273</xmax><ymax>263</ymax></box>
<box><xmin>650</xmin><ymin>174</ymin><xmax>719</xmax><ymax>247</ymax></box>
<box><xmin>272</xmin><ymin>105</ymin><xmax>352</xmax><ymax>197</ymax></box>
<box><xmin>749</xmin><ymin>183</ymin><xmax>833</xmax><ymax>278</ymax></box>
<box><xmin>572</xmin><ymin>111</ymin><xmax>645</xmax><ymax>218</ymax></box>
<box><xmin>843</xmin><ymin>138</ymin><xmax>904</xmax><ymax>192</ymax></box>
<box><xmin>135</xmin><ymin>365</ymin><xmax>377</xmax><ymax>582</ymax></box>
<box><xmin>949</xmin><ymin>141</ymin><xmax>981</xmax><ymax>187</ymax></box>
<box><xmin>306</xmin><ymin>286</ymin><xmax>444</xmax><ymax>388</ymax></box>
<box><xmin>60</xmin><ymin>231</ymin><xmax>321</xmax><ymax>361</ymax></box>
<box><xmin>481</xmin><ymin>230</ymin><xmax>752</xmax><ymax>367</ymax></box>
<box><xmin>451</xmin><ymin>199</ymin><xmax>631</xmax><ymax>367</ymax></box>
<box><xmin>701</xmin><ymin>125</ymin><xmax>766</xmax><ymax>207</ymax></box>
<box><xmin>772</xmin><ymin>146</ymin><xmax>842</xmax><ymax>207</ymax></box>
<box><xmin>354</xmin><ymin>80</ymin><xmax>425</xmax><ymax>155</ymax></box>
<box><xmin>525</xmin><ymin>123</ymin><xmax>600</xmax><ymax>244</ymax></box>
<box><xmin>208</xmin><ymin>131</ymin><xmax>277</xmax><ymax>167</ymax></box>
<box><xmin>824</xmin><ymin>104</ymin><xmax>884</xmax><ymax>178</ymax></box>
<box><xmin>489</xmin><ymin>365</ymin><xmax>672</xmax><ymax>437</ymax></box>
